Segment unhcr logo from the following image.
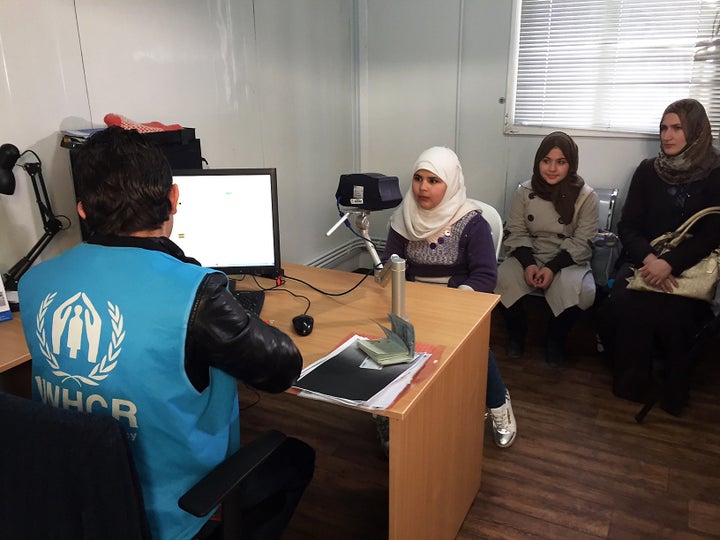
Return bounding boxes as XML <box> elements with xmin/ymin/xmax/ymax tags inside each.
<box><xmin>35</xmin><ymin>292</ymin><xmax>125</xmax><ymax>387</ymax></box>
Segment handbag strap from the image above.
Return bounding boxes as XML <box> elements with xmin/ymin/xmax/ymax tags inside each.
<box><xmin>570</xmin><ymin>188</ymin><xmax>593</xmax><ymax>230</ymax></box>
<box><xmin>652</xmin><ymin>206</ymin><xmax>720</xmax><ymax>250</ymax></box>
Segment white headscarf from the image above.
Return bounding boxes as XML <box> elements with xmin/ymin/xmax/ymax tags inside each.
<box><xmin>389</xmin><ymin>146</ymin><xmax>478</xmax><ymax>241</ymax></box>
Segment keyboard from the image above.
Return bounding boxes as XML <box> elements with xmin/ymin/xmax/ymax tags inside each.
<box><xmin>232</xmin><ymin>290</ymin><xmax>265</xmax><ymax>316</ymax></box>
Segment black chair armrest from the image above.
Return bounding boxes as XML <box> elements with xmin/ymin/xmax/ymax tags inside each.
<box><xmin>178</xmin><ymin>429</ymin><xmax>287</xmax><ymax>517</ymax></box>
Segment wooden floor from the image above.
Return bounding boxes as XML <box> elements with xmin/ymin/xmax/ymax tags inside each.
<box><xmin>238</xmin><ymin>295</ymin><xmax>720</xmax><ymax>539</ymax></box>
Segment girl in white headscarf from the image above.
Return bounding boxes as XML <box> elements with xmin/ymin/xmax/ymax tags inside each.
<box><xmin>382</xmin><ymin>146</ymin><xmax>517</xmax><ymax>448</ymax></box>
<box><xmin>386</xmin><ymin>146</ymin><xmax>498</xmax><ymax>292</ymax></box>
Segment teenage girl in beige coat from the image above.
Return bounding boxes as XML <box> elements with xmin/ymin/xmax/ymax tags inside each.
<box><xmin>496</xmin><ymin>131</ymin><xmax>599</xmax><ymax>365</ymax></box>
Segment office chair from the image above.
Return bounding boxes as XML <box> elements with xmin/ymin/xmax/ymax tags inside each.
<box><xmin>0</xmin><ymin>391</ymin><xmax>286</xmax><ymax>539</ymax></box>
<box><xmin>470</xmin><ymin>199</ymin><xmax>504</xmax><ymax>260</ymax></box>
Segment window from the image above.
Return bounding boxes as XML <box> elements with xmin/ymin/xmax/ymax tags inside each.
<box><xmin>506</xmin><ymin>0</ymin><xmax>720</xmax><ymax>138</ymax></box>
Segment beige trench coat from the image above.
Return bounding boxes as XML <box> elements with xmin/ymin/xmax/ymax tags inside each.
<box><xmin>496</xmin><ymin>180</ymin><xmax>599</xmax><ymax>316</ymax></box>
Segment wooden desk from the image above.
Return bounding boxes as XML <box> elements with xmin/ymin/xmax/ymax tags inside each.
<box><xmin>0</xmin><ymin>315</ymin><xmax>32</xmax><ymax>397</ymax></box>
<box><xmin>0</xmin><ymin>316</ymin><xmax>30</xmax><ymax>373</ymax></box>
<box><xmin>1</xmin><ymin>264</ymin><xmax>499</xmax><ymax>539</ymax></box>
<box><xmin>236</xmin><ymin>263</ymin><xmax>499</xmax><ymax>540</ymax></box>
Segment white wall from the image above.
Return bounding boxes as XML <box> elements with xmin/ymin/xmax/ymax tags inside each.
<box><xmin>252</xmin><ymin>1</ymin><xmax>356</xmax><ymax>255</ymax></box>
<box><xmin>353</xmin><ymin>0</ymin><xmax>464</xmax><ymax>240</ymax></box>
<box><xmin>76</xmin><ymin>1</ymin><xmax>265</xmax><ymax>165</ymax></box>
<box><xmin>0</xmin><ymin>0</ymin><xmax>355</xmax><ymax>279</ymax></box>
<box><xmin>1</xmin><ymin>0</ymin><xmax>668</xmax><ymax>282</ymax></box>
<box><xmin>361</xmin><ymin>0</ymin><xmax>660</xmax><ymax>233</ymax></box>
<box><xmin>456</xmin><ymin>0</ymin><xmax>515</xmax><ymax>212</ymax></box>
<box><xmin>0</xmin><ymin>0</ymin><xmax>89</xmax><ymax>273</ymax></box>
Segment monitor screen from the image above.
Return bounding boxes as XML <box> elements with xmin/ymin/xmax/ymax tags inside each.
<box><xmin>169</xmin><ymin>168</ymin><xmax>282</xmax><ymax>278</ymax></box>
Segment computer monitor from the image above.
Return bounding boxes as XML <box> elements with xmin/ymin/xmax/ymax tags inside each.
<box><xmin>169</xmin><ymin>168</ymin><xmax>283</xmax><ymax>278</ymax></box>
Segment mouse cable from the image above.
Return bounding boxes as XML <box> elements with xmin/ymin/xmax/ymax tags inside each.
<box><xmin>246</xmin><ymin>264</ymin><xmax>380</xmax><ymax>299</ymax></box>
<box><xmin>238</xmin><ymin>382</ymin><xmax>261</xmax><ymax>411</ymax></box>
<box><xmin>282</xmin><ymin>265</ymin><xmax>377</xmax><ymax>297</ymax></box>
<box><xmin>250</xmin><ymin>274</ymin><xmax>312</xmax><ymax>315</ymax></box>
<box><xmin>270</xmin><ymin>287</ymin><xmax>312</xmax><ymax>316</ymax></box>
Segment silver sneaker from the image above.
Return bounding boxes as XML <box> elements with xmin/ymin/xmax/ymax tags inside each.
<box><xmin>488</xmin><ymin>391</ymin><xmax>517</xmax><ymax>448</ymax></box>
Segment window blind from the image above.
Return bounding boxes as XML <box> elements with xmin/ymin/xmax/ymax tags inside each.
<box><xmin>507</xmin><ymin>0</ymin><xmax>720</xmax><ymax>137</ymax></box>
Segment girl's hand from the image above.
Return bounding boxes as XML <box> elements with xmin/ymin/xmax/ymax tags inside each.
<box><xmin>533</xmin><ymin>267</ymin><xmax>555</xmax><ymax>289</ymax></box>
<box><xmin>524</xmin><ymin>265</ymin><xmax>540</xmax><ymax>288</ymax></box>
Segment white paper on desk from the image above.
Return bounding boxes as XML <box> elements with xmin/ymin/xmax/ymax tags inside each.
<box><xmin>361</xmin><ymin>354</ymin><xmax>430</xmax><ymax>409</ymax></box>
<box><xmin>295</xmin><ymin>334</ymin><xmax>430</xmax><ymax>410</ymax></box>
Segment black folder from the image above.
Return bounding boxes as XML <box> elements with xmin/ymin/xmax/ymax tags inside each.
<box><xmin>295</xmin><ymin>339</ymin><xmax>420</xmax><ymax>402</ymax></box>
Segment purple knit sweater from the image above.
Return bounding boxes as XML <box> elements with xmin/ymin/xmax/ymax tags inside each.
<box><xmin>382</xmin><ymin>210</ymin><xmax>497</xmax><ymax>293</ymax></box>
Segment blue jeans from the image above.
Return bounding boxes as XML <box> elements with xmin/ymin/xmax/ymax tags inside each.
<box><xmin>486</xmin><ymin>350</ymin><xmax>507</xmax><ymax>408</ymax></box>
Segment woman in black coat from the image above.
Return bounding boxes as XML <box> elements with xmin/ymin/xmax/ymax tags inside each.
<box><xmin>606</xmin><ymin>98</ymin><xmax>720</xmax><ymax>415</ymax></box>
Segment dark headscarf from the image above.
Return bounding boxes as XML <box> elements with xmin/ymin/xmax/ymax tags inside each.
<box><xmin>654</xmin><ymin>98</ymin><xmax>720</xmax><ymax>185</ymax></box>
<box><xmin>530</xmin><ymin>131</ymin><xmax>585</xmax><ymax>224</ymax></box>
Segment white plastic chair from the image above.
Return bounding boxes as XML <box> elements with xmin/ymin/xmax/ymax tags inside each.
<box><xmin>471</xmin><ymin>199</ymin><xmax>504</xmax><ymax>260</ymax></box>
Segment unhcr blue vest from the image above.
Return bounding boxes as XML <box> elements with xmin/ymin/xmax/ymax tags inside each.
<box><xmin>19</xmin><ymin>243</ymin><xmax>240</xmax><ymax>540</ymax></box>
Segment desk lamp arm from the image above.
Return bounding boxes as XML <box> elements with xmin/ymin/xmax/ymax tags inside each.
<box><xmin>2</xmin><ymin>161</ymin><xmax>63</xmax><ymax>291</ymax></box>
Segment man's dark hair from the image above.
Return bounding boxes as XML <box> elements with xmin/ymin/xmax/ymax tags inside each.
<box><xmin>74</xmin><ymin>126</ymin><xmax>173</xmax><ymax>236</ymax></box>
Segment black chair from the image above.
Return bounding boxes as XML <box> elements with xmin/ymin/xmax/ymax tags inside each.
<box><xmin>182</xmin><ymin>429</ymin><xmax>287</xmax><ymax>539</ymax></box>
<box><xmin>0</xmin><ymin>391</ymin><xmax>286</xmax><ymax>539</ymax></box>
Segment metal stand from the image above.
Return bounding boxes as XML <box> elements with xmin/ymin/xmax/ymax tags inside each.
<box><xmin>326</xmin><ymin>209</ymin><xmax>382</xmax><ymax>269</ymax></box>
<box><xmin>326</xmin><ymin>207</ymin><xmax>406</xmax><ymax>318</ymax></box>
<box><xmin>374</xmin><ymin>254</ymin><xmax>407</xmax><ymax>319</ymax></box>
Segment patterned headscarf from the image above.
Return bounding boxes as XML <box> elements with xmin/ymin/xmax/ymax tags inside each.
<box><xmin>389</xmin><ymin>146</ymin><xmax>478</xmax><ymax>241</ymax></box>
<box><xmin>654</xmin><ymin>98</ymin><xmax>720</xmax><ymax>185</ymax></box>
<box><xmin>530</xmin><ymin>131</ymin><xmax>585</xmax><ymax>224</ymax></box>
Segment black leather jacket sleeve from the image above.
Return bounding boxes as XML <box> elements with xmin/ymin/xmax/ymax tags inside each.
<box><xmin>87</xmin><ymin>236</ymin><xmax>302</xmax><ymax>394</ymax></box>
<box><xmin>185</xmin><ymin>272</ymin><xmax>303</xmax><ymax>393</ymax></box>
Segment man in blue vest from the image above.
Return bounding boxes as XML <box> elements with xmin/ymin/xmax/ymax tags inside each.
<box><xmin>19</xmin><ymin>126</ymin><xmax>314</xmax><ymax>540</ymax></box>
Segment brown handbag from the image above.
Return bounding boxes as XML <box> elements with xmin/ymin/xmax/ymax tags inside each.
<box><xmin>626</xmin><ymin>206</ymin><xmax>720</xmax><ymax>303</ymax></box>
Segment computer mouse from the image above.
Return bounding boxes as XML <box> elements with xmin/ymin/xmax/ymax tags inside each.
<box><xmin>292</xmin><ymin>314</ymin><xmax>314</xmax><ymax>336</ymax></box>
